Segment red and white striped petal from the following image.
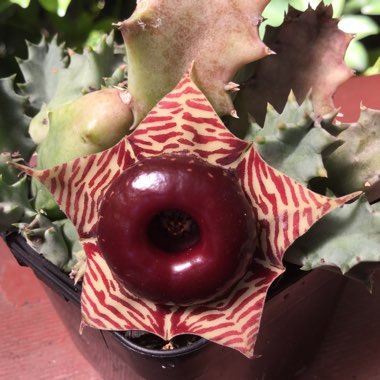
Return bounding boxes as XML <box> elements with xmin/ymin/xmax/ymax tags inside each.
<box><xmin>12</xmin><ymin>139</ymin><xmax>136</xmax><ymax>237</ymax></box>
<box><xmin>81</xmin><ymin>240</ymin><xmax>282</xmax><ymax>358</ymax></box>
<box><xmin>128</xmin><ymin>73</ymin><xmax>249</xmax><ymax>166</ymax></box>
<box><xmin>237</xmin><ymin>147</ymin><xmax>361</xmax><ymax>266</ymax></box>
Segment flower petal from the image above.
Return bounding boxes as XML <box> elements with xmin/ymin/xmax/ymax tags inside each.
<box><xmin>128</xmin><ymin>71</ymin><xmax>249</xmax><ymax>166</ymax></box>
<box><xmin>12</xmin><ymin>139</ymin><xmax>136</xmax><ymax>237</ymax></box>
<box><xmin>81</xmin><ymin>240</ymin><xmax>283</xmax><ymax>358</ymax></box>
<box><xmin>237</xmin><ymin>146</ymin><xmax>361</xmax><ymax>266</ymax></box>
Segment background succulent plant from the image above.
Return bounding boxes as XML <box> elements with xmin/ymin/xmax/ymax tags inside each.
<box><xmin>261</xmin><ymin>0</ymin><xmax>380</xmax><ymax>72</ymax></box>
<box><xmin>0</xmin><ymin>0</ymin><xmax>380</xmax><ymax>357</ymax></box>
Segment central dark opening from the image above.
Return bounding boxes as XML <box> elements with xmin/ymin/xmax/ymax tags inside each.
<box><xmin>147</xmin><ymin>209</ymin><xmax>200</xmax><ymax>252</ymax></box>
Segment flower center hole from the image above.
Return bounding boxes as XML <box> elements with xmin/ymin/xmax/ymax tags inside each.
<box><xmin>147</xmin><ymin>209</ymin><xmax>200</xmax><ymax>253</ymax></box>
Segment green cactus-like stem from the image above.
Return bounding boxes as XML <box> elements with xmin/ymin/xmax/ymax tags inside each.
<box><xmin>245</xmin><ymin>92</ymin><xmax>336</xmax><ymax>186</ymax></box>
<box><xmin>17</xmin><ymin>36</ymin><xmax>67</xmax><ymax>114</ymax></box>
<box><xmin>36</xmin><ymin>88</ymin><xmax>133</xmax><ymax>168</ymax></box>
<box><xmin>33</xmin><ymin>88</ymin><xmax>133</xmax><ymax>218</ymax></box>
<box><xmin>285</xmin><ymin>195</ymin><xmax>380</xmax><ymax>287</ymax></box>
<box><xmin>233</xmin><ymin>4</ymin><xmax>354</xmax><ymax>128</ymax></box>
<box><xmin>0</xmin><ymin>153</ymin><xmax>35</xmax><ymax>231</ymax></box>
<box><xmin>69</xmin><ymin>250</ymin><xmax>87</xmax><ymax>284</ymax></box>
<box><xmin>17</xmin><ymin>214</ymin><xmax>80</xmax><ymax>271</ymax></box>
<box><xmin>325</xmin><ymin>107</ymin><xmax>380</xmax><ymax>202</ymax></box>
<box><xmin>119</xmin><ymin>0</ymin><xmax>272</xmax><ymax>126</ymax></box>
<box><xmin>13</xmin><ymin>33</ymin><xmax>132</xmax><ymax>218</ymax></box>
<box><xmin>0</xmin><ymin>77</ymin><xmax>34</xmax><ymax>158</ymax></box>
<box><xmin>26</xmin><ymin>33</ymin><xmax>126</xmax><ymax>144</ymax></box>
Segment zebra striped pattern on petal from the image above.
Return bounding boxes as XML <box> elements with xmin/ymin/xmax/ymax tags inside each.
<box><xmin>128</xmin><ymin>74</ymin><xmax>249</xmax><ymax>166</ymax></box>
<box><xmin>237</xmin><ymin>146</ymin><xmax>361</xmax><ymax>266</ymax></box>
<box><xmin>12</xmin><ymin>139</ymin><xmax>136</xmax><ymax>237</ymax></box>
<box><xmin>81</xmin><ymin>240</ymin><xmax>283</xmax><ymax>358</ymax></box>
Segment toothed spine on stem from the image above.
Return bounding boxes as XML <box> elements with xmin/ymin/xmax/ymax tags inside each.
<box><xmin>119</xmin><ymin>0</ymin><xmax>272</xmax><ymax>126</ymax></box>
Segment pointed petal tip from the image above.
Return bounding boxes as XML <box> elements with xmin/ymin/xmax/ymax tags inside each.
<box><xmin>7</xmin><ymin>160</ymin><xmax>27</xmax><ymax>172</ymax></box>
<box><xmin>339</xmin><ymin>191</ymin><xmax>363</xmax><ymax>204</ymax></box>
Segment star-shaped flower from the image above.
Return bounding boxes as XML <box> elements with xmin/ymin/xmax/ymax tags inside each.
<box><xmin>13</xmin><ymin>72</ymin><xmax>358</xmax><ymax>358</ymax></box>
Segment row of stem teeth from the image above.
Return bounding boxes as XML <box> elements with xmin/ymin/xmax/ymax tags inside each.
<box><xmin>113</xmin><ymin>7</ymin><xmax>276</xmax><ymax>122</ymax></box>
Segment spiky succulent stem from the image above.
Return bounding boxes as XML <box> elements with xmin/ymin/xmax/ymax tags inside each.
<box><xmin>119</xmin><ymin>0</ymin><xmax>272</xmax><ymax>126</ymax></box>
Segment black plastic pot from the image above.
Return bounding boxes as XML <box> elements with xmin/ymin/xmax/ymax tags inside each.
<box><xmin>4</xmin><ymin>232</ymin><xmax>347</xmax><ymax>380</ymax></box>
